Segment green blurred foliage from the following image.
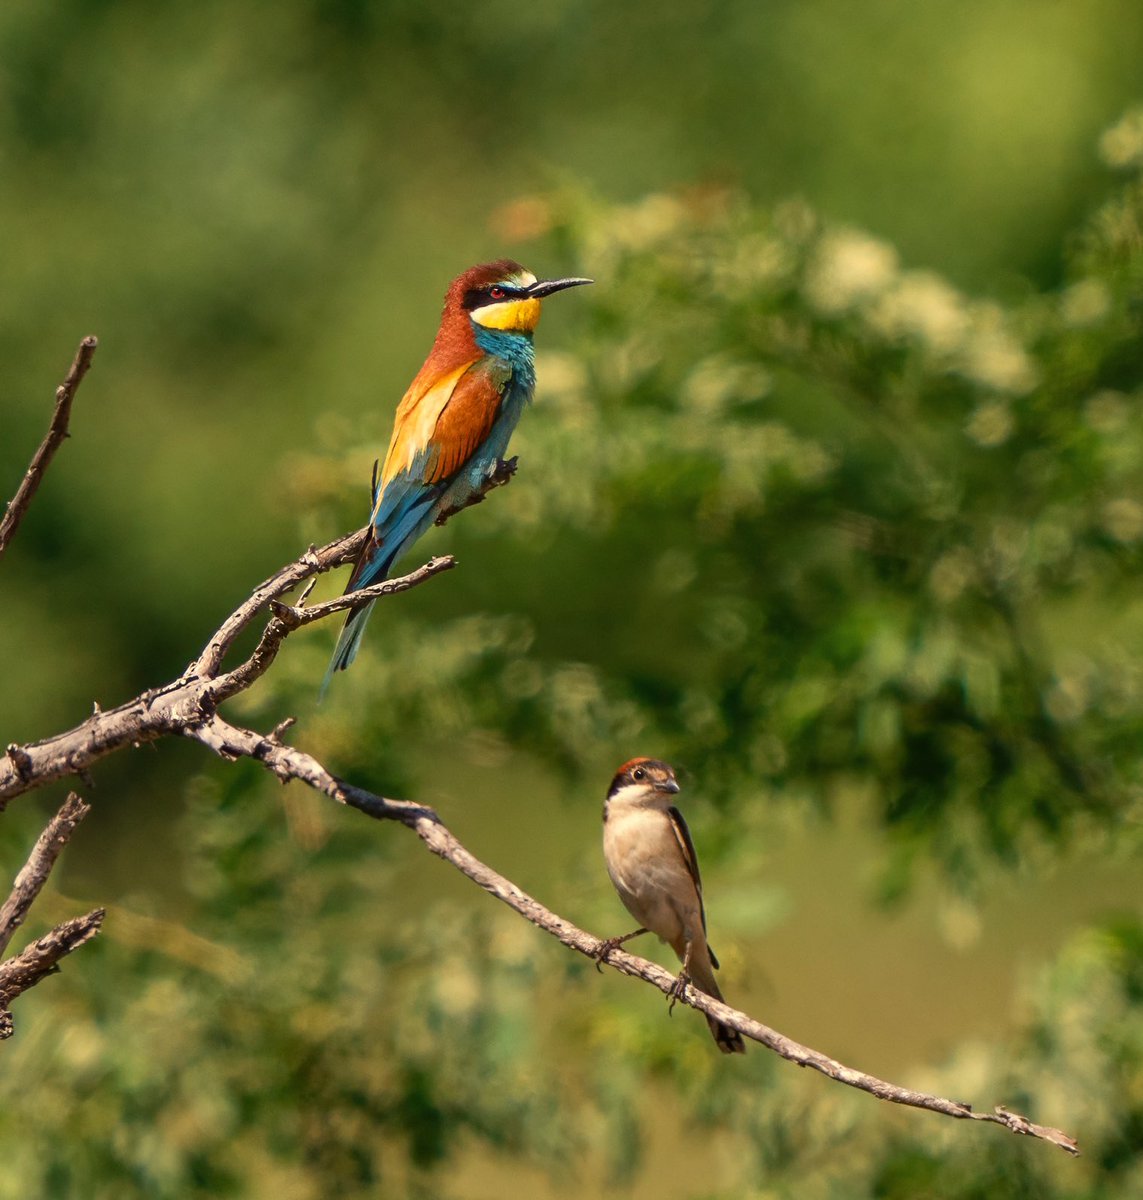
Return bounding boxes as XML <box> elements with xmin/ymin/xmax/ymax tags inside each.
<box><xmin>2</xmin><ymin>3</ymin><xmax>1143</xmax><ymax>1198</ymax></box>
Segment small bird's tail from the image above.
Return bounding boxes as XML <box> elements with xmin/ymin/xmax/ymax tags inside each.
<box><xmin>689</xmin><ymin>948</ymin><xmax>746</xmax><ymax>1055</ymax></box>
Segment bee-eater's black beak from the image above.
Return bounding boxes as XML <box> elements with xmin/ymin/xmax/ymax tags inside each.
<box><xmin>656</xmin><ymin>779</ymin><xmax>681</xmax><ymax>795</ymax></box>
<box><xmin>527</xmin><ymin>276</ymin><xmax>593</xmax><ymax>298</ymax></box>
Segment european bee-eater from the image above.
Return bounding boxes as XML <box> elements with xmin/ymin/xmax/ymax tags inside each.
<box><xmin>600</xmin><ymin>758</ymin><xmax>746</xmax><ymax>1054</ymax></box>
<box><xmin>325</xmin><ymin>260</ymin><xmax>591</xmax><ymax>684</ymax></box>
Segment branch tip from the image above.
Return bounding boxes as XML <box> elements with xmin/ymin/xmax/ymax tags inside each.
<box><xmin>0</xmin><ymin>336</ymin><xmax>99</xmax><ymax>560</ymax></box>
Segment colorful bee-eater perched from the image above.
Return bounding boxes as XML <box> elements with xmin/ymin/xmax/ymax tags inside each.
<box><xmin>325</xmin><ymin>260</ymin><xmax>592</xmax><ymax>684</ymax></box>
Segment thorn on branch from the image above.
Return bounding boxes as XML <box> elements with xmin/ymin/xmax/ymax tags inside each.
<box><xmin>5</xmin><ymin>745</ymin><xmax>33</xmax><ymax>783</ymax></box>
<box><xmin>268</xmin><ymin>717</ymin><xmax>296</xmax><ymax>744</ymax></box>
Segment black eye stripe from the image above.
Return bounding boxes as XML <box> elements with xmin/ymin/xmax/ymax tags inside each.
<box><xmin>463</xmin><ymin>284</ymin><xmax>526</xmax><ymax>310</ymax></box>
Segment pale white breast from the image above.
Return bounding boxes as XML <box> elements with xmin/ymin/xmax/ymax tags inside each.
<box><xmin>603</xmin><ymin>806</ymin><xmax>697</xmax><ymax>942</ymax></box>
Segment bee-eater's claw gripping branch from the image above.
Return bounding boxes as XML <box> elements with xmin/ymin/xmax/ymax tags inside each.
<box><xmin>0</xmin><ymin>346</ymin><xmax>1078</xmax><ymax>1155</ymax></box>
<box><xmin>434</xmin><ymin>455</ymin><xmax>518</xmax><ymax>526</ymax></box>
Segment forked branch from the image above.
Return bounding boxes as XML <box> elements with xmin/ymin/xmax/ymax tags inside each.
<box><xmin>0</xmin><ymin>910</ymin><xmax>105</xmax><ymax>1040</ymax></box>
<box><xmin>0</xmin><ymin>794</ymin><xmax>101</xmax><ymax>1038</ymax></box>
<box><xmin>0</xmin><ymin>793</ymin><xmax>91</xmax><ymax>958</ymax></box>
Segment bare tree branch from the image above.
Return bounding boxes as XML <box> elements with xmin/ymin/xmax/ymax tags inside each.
<box><xmin>0</xmin><ymin>793</ymin><xmax>97</xmax><ymax>1037</ymax></box>
<box><xmin>173</xmin><ymin>710</ymin><xmax>1081</xmax><ymax>1156</ymax></box>
<box><xmin>215</xmin><ymin>554</ymin><xmax>457</xmax><ymax>702</ymax></box>
<box><xmin>0</xmin><ymin>793</ymin><xmax>91</xmax><ymax>958</ymax></box>
<box><xmin>0</xmin><ymin>527</ymin><xmax>1082</xmax><ymax>1152</ymax></box>
<box><xmin>0</xmin><ymin>350</ymin><xmax>1077</xmax><ymax>1149</ymax></box>
<box><xmin>0</xmin><ymin>909</ymin><xmax>105</xmax><ymax>1038</ymax></box>
<box><xmin>0</xmin><ymin>337</ymin><xmax>98</xmax><ymax>560</ymax></box>
<box><xmin>404</xmin><ymin>817</ymin><xmax>1081</xmax><ymax>1157</ymax></box>
<box><xmin>0</xmin><ymin>543</ymin><xmax>456</xmax><ymax>808</ymax></box>
<box><xmin>190</xmin><ymin>528</ymin><xmax>367</xmax><ymax>679</ymax></box>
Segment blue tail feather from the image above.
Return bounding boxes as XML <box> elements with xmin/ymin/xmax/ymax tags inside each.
<box><xmin>321</xmin><ymin>481</ymin><xmax>443</xmax><ymax>694</ymax></box>
<box><xmin>320</xmin><ymin>600</ymin><xmax>376</xmax><ymax>695</ymax></box>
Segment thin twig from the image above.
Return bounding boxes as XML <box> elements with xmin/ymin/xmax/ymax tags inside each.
<box><xmin>0</xmin><ymin>794</ymin><xmax>96</xmax><ymax>1038</ymax></box>
<box><xmin>0</xmin><ymin>909</ymin><xmax>105</xmax><ymax>1039</ymax></box>
<box><xmin>0</xmin><ymin>548</ymin><xmax>453</xmax><ymax>808</ymax></box>
<box><xmin>0</xmin><ymin>793</ymin><xmax>90</xmax><ymax>958</ymax></box>
<box><xmin>175</xmin><ymin>711</ymin><xmax>1079</xmax><ymax>1156</ymax></box>
<box><xmin>213</xmin><ymin>554</ymin><xmax>456</xmax><ymax>702</ymax></box>
<box><xmin>191</xmin><ymin>458</ymin><xmax>503</xmax><ymax>679</ymax></box>
<box><xmin>0</xmin><ymin>337</ymin><xmax>98</xmax><ymax>560</ymax></box>
<box><xmin>191</xmin><ymin>528</ymin><xmax>367</xmax><ymax>678</ymax></box>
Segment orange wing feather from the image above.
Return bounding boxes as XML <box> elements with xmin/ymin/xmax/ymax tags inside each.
<box><xmin>425</xmin><ymin>361</ymin><xmax>511</xmax><ymax>482</ymax></box>
<box><xmin>380</xmin><ymin>357</ymin><xmax>510</xmax><ymax>490</ymax></box>
<box><xmin>380</xmin><ymin>359</ymin><xmax>477</xmax><ymax>488</ymax></box>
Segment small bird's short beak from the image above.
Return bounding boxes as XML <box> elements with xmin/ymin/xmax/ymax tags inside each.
<box><xmin>657</xmin><ymin>779</ymin><xmax>681</xmax><ymax>794</ymax></box>
<box><xmin>527</xmin><ymin>276</ymin><xmax>594</xmax><ymax>298</ymax></box>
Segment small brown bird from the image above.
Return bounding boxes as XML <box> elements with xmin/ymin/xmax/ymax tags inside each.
<box><xmin>599</xmin><ymin>758</ymin><xmax>745</xmax><ymax>1054</ymax></box>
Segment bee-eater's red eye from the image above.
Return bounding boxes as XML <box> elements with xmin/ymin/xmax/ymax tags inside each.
<box><xmin>489</xmin><ymin>286</ymin><xmax>507</xmax><ymax>301</ymax></box>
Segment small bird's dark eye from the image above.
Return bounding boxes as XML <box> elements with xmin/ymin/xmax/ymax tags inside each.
<box><xmin>489</xmin><ymin>285</ymin><xmax>507</xmax><ymax>301</ymax></box>
<box><xmin>633</xmin><ymin>767</ymin><xmax>645</xmax><ymax>780</ymax></box>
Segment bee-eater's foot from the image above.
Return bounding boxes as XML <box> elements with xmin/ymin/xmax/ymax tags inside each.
<box><xmin>434</xmin><ymin>458</ymin><xmax>520</xmax><ymax>527</ymax></box>
<box><xmin>666</xmin><ymin>968</ymin><xmax>692</xmax><ymax>1015</ymax></box>
<box><xmin>434</xmin><ymin>500</ymin><xmax>475</xmax><ymax>525</ymax></box>
<box><xmin>489</xmin><ymin>455</ymin><xmax>518</xmax><ymax>487</ymax></box>
<box><xmin>591</xmin><ymin>927</ymin><xmax>647</xmax><ymax>973</ymax></box>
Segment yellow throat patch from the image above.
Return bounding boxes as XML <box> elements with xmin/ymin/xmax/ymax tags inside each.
<box><xmin>471</xmin><ymin>296</ymin><xmax>543</xmax><ymax>332</ymax></box>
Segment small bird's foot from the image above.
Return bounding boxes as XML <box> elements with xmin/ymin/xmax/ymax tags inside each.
<box><xmin>666</xmin><ymin>969</ymin><xmax>691</xmax><ymax>1015</ymax></box>
<box><xmin>591</xmin><ymin>927</ymin><xmax>647</xmax><ymax>973</ymax></box>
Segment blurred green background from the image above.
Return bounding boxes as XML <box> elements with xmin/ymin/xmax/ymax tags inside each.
<box><xmin>2</xmin><ymin>1</ymin><xmax>1143</xmax><ymax>1196</ymax></box>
